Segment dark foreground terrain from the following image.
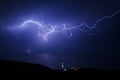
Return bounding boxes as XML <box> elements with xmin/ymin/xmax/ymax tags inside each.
<box><xmin>0</xmin><ymin>60</ymin><xmax>119</xmax><ymax>79</ymax></box>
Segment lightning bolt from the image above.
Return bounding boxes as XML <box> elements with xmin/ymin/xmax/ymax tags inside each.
<box><xmin>10</xmin><ymin>10</ymin><xmax>120</xmax><ymax>41</ymax></box>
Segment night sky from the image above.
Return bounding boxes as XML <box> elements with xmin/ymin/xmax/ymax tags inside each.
<box><xmin>0</xmin><ymin>0</ymin><xmax>120</xmax><ymax>69</ymax></box>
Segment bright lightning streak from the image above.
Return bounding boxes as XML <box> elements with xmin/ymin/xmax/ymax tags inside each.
<box><xmin>10</xmin><ymin>10</ymin><xmax>120</xmax><ymax>41</ymax></box>
<box><xmin>21</xmin><ymin>20</ymin><xmax>44</xmax><ymax>27</ymax></box>
<box><xmin>62</xmin><ymin>10</ymin><xmax>120</xmax><ymax>34</ymax></box>
<box><xmin>20</xmin><ymin>20</ymin><xmax>55</xmax><ymax>40</ymax></box>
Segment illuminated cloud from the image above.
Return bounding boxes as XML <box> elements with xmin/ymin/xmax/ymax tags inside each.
<box><xmin>8</xmin><ymin>10</ymin><xmax>120</xmax><ymax>41</ymax></box>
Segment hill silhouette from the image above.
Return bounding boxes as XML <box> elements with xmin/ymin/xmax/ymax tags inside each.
<box><xmin>0</xmin><ymin>60</ymin><xmax>119</xmax><ymax>79</ymax></box>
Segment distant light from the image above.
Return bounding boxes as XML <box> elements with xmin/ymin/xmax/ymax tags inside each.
<box><xmin>74</xmin><ymin>68</ymin><xmax>77</xmax><ymax>71</ymax></box>
<box><xmin>64</xmin><ymin>69</ymin><xmax>67</xmax><ymax>72</ymax></box>
<box><xmin>27</xmin><ymin>48</ymin><xmax>31</xmax><ymax>54</ymax></box>
<box><xmin>61</xmin><ymin>62</ymin><xmax>64</xmax><ymax>68</ymax></box>
<box><xmin>71</xmin><ymin>67</ymin><xmax>74</xmax><ymax>69</ymax></box>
